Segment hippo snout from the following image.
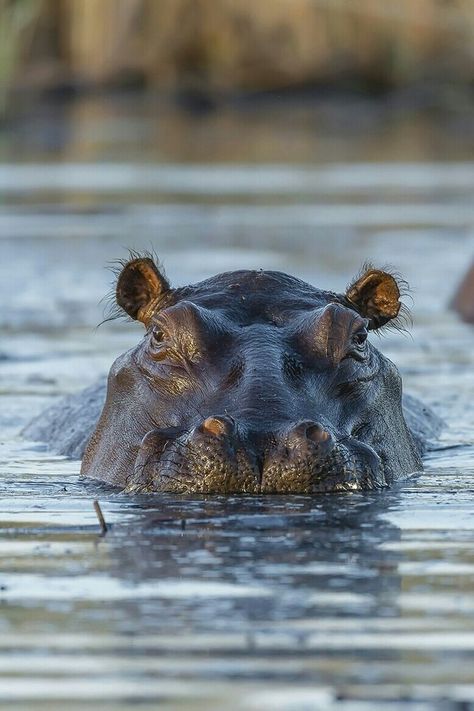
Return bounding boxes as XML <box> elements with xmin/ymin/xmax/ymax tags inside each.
<box><xmin>126</xmin><ymin>416</ymin><xmax>386</xmax><ymax>495</ymax></box>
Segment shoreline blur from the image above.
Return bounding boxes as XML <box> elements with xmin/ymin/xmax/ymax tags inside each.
<box><xmin>1</xmin><ymin>0</ymin><xmax>473</xmax><ymax>118</ymax></box>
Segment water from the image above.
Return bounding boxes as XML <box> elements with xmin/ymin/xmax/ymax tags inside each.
<box><xmin>1</xmin><ymin>96</ymin><xmax>474</xmax><ymax>709</ymax></box>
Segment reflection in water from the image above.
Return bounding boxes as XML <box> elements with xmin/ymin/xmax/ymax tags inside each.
<box><xmin>0</xmin><ymin>97</ymin><xmax>474</xmax><ymax>708</ymax></box>
<box><xmin>3</xmin><ymin>95</ymin><xmax>473</xmax><ymax>164</ymax></box>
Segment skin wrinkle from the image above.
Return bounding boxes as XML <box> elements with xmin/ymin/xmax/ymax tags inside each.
<box><xmin>82</xmin><ymin>260</ymin><xmax>422</xmax><ymax>493</ymax></box>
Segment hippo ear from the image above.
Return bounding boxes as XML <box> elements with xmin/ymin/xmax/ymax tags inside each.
<box><xmin>116</xmin><ymin>257</ymin><xmax>170</xmax><ymax>325</ymax></box>
<box><xmin>345</xmin><ymin>267</ymin><xmax>403</xmax><ymax>330</ymax></box>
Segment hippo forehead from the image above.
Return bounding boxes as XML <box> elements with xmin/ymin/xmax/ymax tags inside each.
<box><xmin>164</xmin><ymin>270</ymin><xmax>343</xmax><ymax>326</ymax></box>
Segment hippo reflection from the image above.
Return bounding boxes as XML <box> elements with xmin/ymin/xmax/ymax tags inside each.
<box><xmin>76</xmin><ymin>255</ymin><xmax>424</xmax><ymax>494</ymax></box>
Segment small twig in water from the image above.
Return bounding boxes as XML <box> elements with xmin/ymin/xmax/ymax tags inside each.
<box><xmin>93</xmin><ymin>500</ymin><xmax>108</xmax><ymax>536</ymax></box>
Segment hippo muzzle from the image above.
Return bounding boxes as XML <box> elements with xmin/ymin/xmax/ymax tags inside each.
<box><xmin>130</xmin><ymin>418</ymin><xmax>385</xmax><ymax>494</ymax></box>
<box><xmin>81</xmin><ymin>256</ymin><xmax>422</xmax><ymax>494</ymax></box>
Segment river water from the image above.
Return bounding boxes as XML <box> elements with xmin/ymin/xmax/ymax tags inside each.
<box><xmin>1</xmin><ymin>96</ymin><xmax>474</xmax><ymax>710</ymax></box>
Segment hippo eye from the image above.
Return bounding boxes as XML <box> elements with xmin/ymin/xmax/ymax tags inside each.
<box><xmin>149</xmin><ymin>328</ymin><xmax>165</xmax><ymax>352</ymax></box>
<box><xmin>148</xmin><ymin>326</ymin><xmax>195</xmax><ymax>370</ymax></box>
<box><xmin>149</xmin><ymin>327</ymin><xmax>169</xmax><ymax>360</ymax></box>
<box><xmin>352</xmin><ymin>329</ymin><xmax>368</xmax><ymax>347</ymax></box>
<box><xmin>150</xmin><ymin>327</ymin><xmax>164</xmax><ymax>344</ymax></box>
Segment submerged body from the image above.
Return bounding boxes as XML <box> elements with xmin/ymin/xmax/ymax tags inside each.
<box><xmin>26</xmin><ymin>257</ymin><xmax>432</xmax><ymax>495</ymax></box>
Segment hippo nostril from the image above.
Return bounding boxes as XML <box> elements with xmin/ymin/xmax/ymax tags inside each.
<box><xmin>286</xmin><ymin>420</ymin><xmax>331</xmax><ymax>447</ymax></box>
<box><xmin>305</xmin><ymin>423</ymin><xmax>331</xmax><ymax>444</ymax></box>
<box><xmin>200</xmin><ymin>416</ymin><xmax>233</xmax><ymax>438</ymax></box>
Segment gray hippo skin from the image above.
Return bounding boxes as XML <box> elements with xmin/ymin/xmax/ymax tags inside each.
<box><xmin>24</xmin><ymin>257</ymin><xmax>442</xmax><ymax>494</ymax></box>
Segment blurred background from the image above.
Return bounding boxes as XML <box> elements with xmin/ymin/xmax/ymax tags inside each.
<box><xmin>1</xmin><ymin>0</ymin><xmax>473</xmax><ymax>430</ymax></box>
<box><xmin>1</xmin><ymin>0</ymin><xmax>474</xmax><ymax>107</ymax></box>
<box><xmin>1</xmin><ymin>0</ymin><xmax>473</xmax><ymax>335</ymax></box>
<box><xmin>1</xmin><ymin>4</ymin><xmax>474</xmax><ymax>708</ymax></box>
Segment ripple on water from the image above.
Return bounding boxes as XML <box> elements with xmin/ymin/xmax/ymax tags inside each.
<box><xmin>1</xmin><ymin>119</ymin><xmax>474</xmax><ymax>707</ymax></box>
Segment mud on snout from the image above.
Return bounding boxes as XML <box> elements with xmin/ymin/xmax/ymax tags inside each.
<box><xmin>126</xmin><ymin>417</ymin><xmax>386</xmax><ymax>495</ymax></box>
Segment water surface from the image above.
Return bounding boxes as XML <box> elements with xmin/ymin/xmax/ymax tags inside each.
<box><xmin>1</xmin><ymin>98</ymin><xmax>474</xmax><ymax>709</ymax></box>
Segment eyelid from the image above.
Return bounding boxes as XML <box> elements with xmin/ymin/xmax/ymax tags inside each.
<box><xmin>150</xmin><ymin>311</ymin><xmax>171</xmax><ymax>334</ymax></box>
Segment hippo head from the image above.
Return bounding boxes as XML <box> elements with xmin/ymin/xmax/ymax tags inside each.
<box><xmin>82</xmin><ymin>256</ymin><xmax>422</xmax><ymax>494</ymax></box>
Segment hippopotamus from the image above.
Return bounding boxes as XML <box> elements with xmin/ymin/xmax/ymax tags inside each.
<box><xmin>451</xmin><ymin>261</ymin><xmax>474</xmax><ymax>323</ymax></box>
<box><xmin>24</xmin><ymin>255</ymin><xmax>442</xmax><ymax>494</ymax></box>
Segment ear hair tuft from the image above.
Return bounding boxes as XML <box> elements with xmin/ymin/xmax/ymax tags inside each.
<box><xmin>346</xmin><ymin>262</ymin><xmax>411</xmax><ymax>333</ymax></box>
<box><xmin>97</xmin><ymin>250</ymin><xmax>171</xmax><ymax>328</ymax></box>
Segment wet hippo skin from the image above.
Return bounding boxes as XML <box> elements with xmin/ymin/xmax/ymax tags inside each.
<box><xmin>24</xmin><ymin>256</ymin><xmax>443</xmax><ymax>494</ymax></box>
